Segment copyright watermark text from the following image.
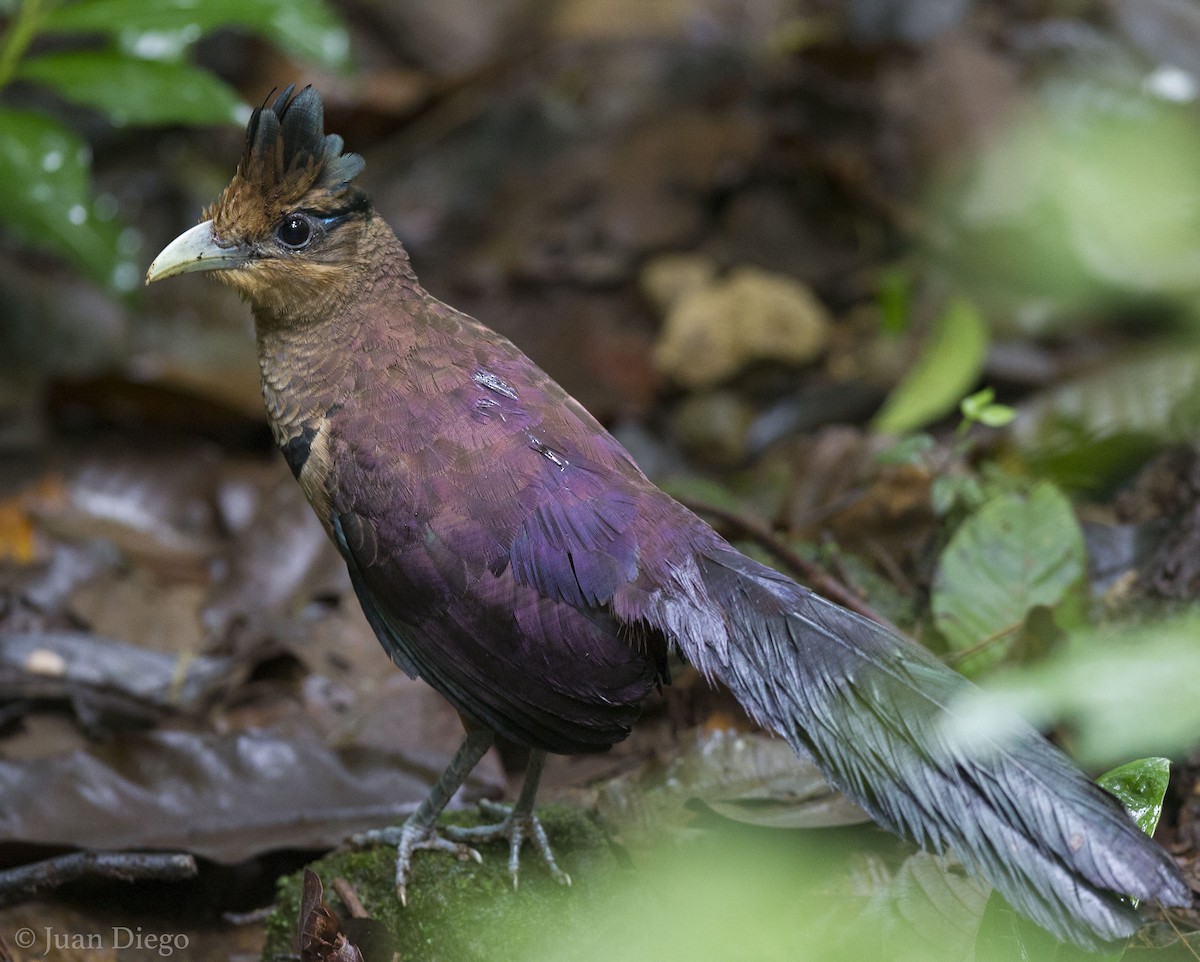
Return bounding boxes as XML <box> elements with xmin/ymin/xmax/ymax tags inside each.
<box><xmin>12</xmin><ymin>925</ymin><xmax>189</xmax><ymax>957</ymax></box>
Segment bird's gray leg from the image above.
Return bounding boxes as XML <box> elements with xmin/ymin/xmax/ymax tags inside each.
<box><xmin>443</xmin><ymin>749</ymin><xmax>571</xmax><ymax>889</ymax></box>
<box><xmin>351</xmin><ymin>728</ymin><xmax>495</xmax><ymax>905</ymax></box>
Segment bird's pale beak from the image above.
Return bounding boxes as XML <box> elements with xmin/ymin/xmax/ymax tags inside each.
<box><xmin>145</xmin><ymin>220</ymin><xmax>250</xmax><ymax>284</ymax></box>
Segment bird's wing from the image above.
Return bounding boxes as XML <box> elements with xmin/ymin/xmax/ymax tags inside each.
<box><xmin>322</xmin><ymin>318</ymin><xmax>669</xmax><ymax>750</ymax></box>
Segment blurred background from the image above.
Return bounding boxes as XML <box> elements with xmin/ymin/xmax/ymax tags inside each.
<box><xmin>1</xmin><ymin>0</ymin><xmax>1200</xmax><ymax>959</ymax></box>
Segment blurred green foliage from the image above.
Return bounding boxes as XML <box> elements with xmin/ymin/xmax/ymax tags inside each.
<box><xmin>951</xmin><ymin>614</ymin><xmax>1200</xmax><ymax>770</ymax></box>
<box><xmin>1014</xmin><ymin>347</ymin><xmax>1200</xmax><ymax>495</ymax></box>
<box><xmin>959</xmin><ymin>387</ymin><xmax>1015</xmax><ymax>431</ymax></box>
<box><xmin>939</xmin><ymin>91</ymin><xmax>1200</xmax><ymax>310</ymax></box>
<box><xmin>872</xmin><ymin>296</ymin><xmax>990</xmax><ymax>435</ymax></box>
<box><xmin>0</xmin><ymin>0</ymin><xmax>350</xmax><ymax>291</ymax></box>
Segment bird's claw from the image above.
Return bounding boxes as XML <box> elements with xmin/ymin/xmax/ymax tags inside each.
<box><xmin>443</xmin><ymin>800</ymin><xmax>572</xmax><ymax>890</ymax></box>
<box><xmin>351</xmin><ymin>822</ymin><xmax>482</xmax><ymax>905</ymax></box>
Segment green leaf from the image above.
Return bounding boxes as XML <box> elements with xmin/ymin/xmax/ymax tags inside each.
<box><xmin>974</xmin><ymin>404</ymin><xmax>1016</xmax><ymax>428</ymax></box>
<box><xmin>18</xmin><ymin>51</ymin><xmax>245</xmax><ymax>126</ymax></box>
<box><xmin>961</xmin><ymin>386</ymin><xmax>995</xmax><ymax>416</ymax></box>
<box><xmin>961</xmin><ymin>387</ymin><xmax>1015</xmax><ymax>429</ymax></box>
<box><xmin>1097</xmin><ymin>757</ymin><xmax>1171</xmax><ymax>838</ymax></box>
<box><xmin>43</xmin><ymin>0</ymin><xmax>351</xmax><ymax>70</ymax></box>
<box><xmin>932</xmin><ymin>482</ymin><xmax>1085</xmax><ymax>674</ymax></box>
<box><xmin>0</xmin><ymin>107</ymin><xmax>137</xmax><ymax>291</ymax></box>
<box><xmin>872</xmin><ymin>297</ymin><xmax>989</xmax><ymax>434</ymax></box>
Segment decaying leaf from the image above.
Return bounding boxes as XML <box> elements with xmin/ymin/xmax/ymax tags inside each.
<box><xmin>298</xmin><ymin>869</ymin><xmax>365</xmax><ymax>962</ymax></box>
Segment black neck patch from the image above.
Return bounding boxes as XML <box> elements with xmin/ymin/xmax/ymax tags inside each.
<box><xmin>281</xmin><ymin>424</ymin><xmax>318</xmax><ymax>479</ymax></box>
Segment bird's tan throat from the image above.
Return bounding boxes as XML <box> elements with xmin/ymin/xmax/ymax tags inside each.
<box><xmin>255</xmin><ymin>314</ymin><xmax>359</xmax><ymax>521</ymax></box>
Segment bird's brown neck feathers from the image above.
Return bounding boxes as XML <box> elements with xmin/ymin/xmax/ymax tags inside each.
<box><xmin>253</xmin><ymin>214</ymin><xmax>418</xmax><ymax>442</ymax></box>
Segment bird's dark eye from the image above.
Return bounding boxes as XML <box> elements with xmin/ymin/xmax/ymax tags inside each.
<box><xmin>277</xmin><ymin>214</ymin><xmax>312</xmax><ymax>249</ymax></box>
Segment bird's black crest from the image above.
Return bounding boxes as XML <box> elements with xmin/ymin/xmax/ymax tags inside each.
<box><xmin>242</xmin><ymin>84</ymin><xmax>365</xmax><ymax>197</ymax></box>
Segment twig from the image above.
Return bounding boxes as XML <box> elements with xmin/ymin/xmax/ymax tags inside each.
<box><xmin>680</xmin><ymin>497</ymin><xmax>898</xmax><ymax>632</ymax></box>
<box><xmin>0</xmin><ymin>851</ymin><xmax>197</xmax><ymax>907</ymax></box>
<box><xmin>943</xmin><ymin>620</ymin><xmax>1022</xmax><ymax>668</ymax></box>
<box><xmin>1163</xmin><ymin>909</ymin><xmax>1200</xmax><ymax>962</ymax></box>
<box><xmin>332</xmin><ymin>876</ymin><xmax>368</xmax><ymax>919</ymax></box>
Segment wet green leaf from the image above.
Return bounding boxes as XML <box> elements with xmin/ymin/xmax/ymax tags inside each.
<box><xmin>43</xmin><ymin>0</ymin><xmax>351</xmax><ymax>70</ymax></box>
<box><xmin>18</xmin><ymin>51</ymin><xmax>245</xmax><ymax>126</ymax></box>
<box><xmin>0</xmin><ymin>108</ymin><xmax>136</xmax><ymax>291</ymax></box>
<box><xmin>676</xmin><ymin>731</ymin><xmax>869</xmax><ymax>830</ymax></box>
<box><xmin>1097</xmin><ymin>757</ymin><xmax>1171</xmax><ymax>838</ymax></box>
<box><xmin>872</xmin><ymin>297</ymin><xmax>989</xmax><ymax>434</ymax></box>
<box><xmin>933</xmin><ymin>482</ymin><xmax>1085</xmax><ymax>673</ymax></box>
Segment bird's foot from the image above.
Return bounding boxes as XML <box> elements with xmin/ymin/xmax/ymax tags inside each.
<box><xmin>443</xmin><ymin>798</ymin><xmax>572</xmax><ymax>890</ymax></box>
<box><xmin>350</xmin><ymin>821</ymin><xmax>482</xmax><ymax>906</ymax></box>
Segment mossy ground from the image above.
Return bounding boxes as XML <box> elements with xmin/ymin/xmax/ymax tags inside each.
<box><xmin>260</xmin><ymin>802</ymin><xmax>891</xmax><ymax>962</ymax></box>
<box><xmin>261</xmin><ymin>805</ymin><xmax>622</xmax><ymax>962</ymax></box>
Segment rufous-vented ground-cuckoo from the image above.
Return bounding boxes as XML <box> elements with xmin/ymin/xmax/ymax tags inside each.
<box><xmin>147</xmin><ymin>85</ymin><xmax>1190</xmax><ymax>950</ymax></box>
